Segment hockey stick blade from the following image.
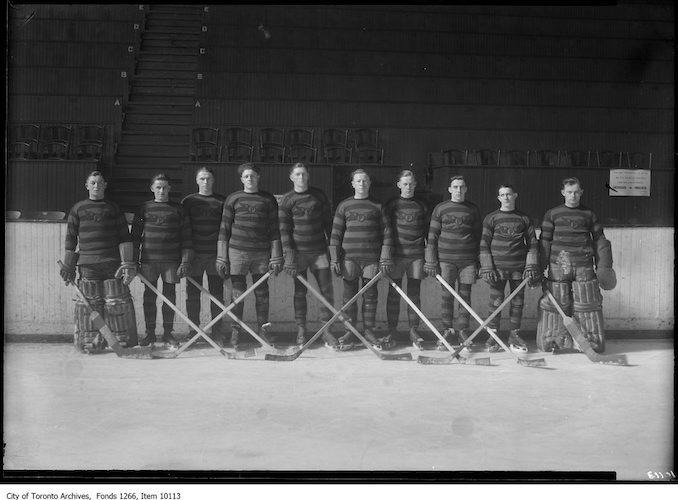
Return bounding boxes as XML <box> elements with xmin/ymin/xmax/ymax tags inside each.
<box><xmin>417</xmin><ymin>353</ymin><xmax>491</xmax><ymax>365</ymax></box>
<box><xmin>89</xmin><ymin>314</ymin><xmax>155</xmax><ymax>359</ymax></box>
<box><xmin>545</xmin><ymin>289</ymin><xmax>629</xmax><ymax>366</ymax></box>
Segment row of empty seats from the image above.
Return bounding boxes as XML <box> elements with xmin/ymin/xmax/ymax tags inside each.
<box><xmin>8</xmin><ymin>123</ymin><xmax>106</xmax><ymax>161</ymax></box>
<box><xmin>429</xmin><ymin>149</ymin><xmax>653</xmax><ymax>169</ymax></box>
<box><xmin>189</xmin><ymin>126</ymin><xmax>385</xmax><ymax>164</ymax></box>
<box><xmin>5</xmin><ymin>211</ymin><xmax>66</xmax><ymax>220</ymax></box>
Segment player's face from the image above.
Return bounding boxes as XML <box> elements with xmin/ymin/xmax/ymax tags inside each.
<box><xmin>497</xmin><ymin>187</ymin><xmax>517</xmax><ymax>210</ymax></box>
<box><xmin>151</xmin><ymin>180</ymin><xmax>171</xmax><ymax>202</ymax></box>
<box><xmin>85</xmin><ymin>175</ymin><xmax>107</xmax><ymax>200</ymax></box>
<box><xmin>241</xmin><ymin>169</ymin><xmax>260</xmax><ymax>192</ymax></box>
<box><xmin>290</xmin><ymin>167</ymin><xmax>309</xmax><ymax>191</ymax></box>
<box><xmin>561</xmin><ymin>183</ymin><xmax>583</xmax><ymax>208</ymax></box>
<box><xmin>397</xmin><ymin>176</ymin><xmax>416</xmax><ymax>199</ymax></box>
<box><xmin>448</xmin><ymin>179</ymin><xmax>467</xmax><ymax>202</ymax></box>
<box><xmin>196</xmin><ymin>171</ymin><xmax>215</xmax><ymax>195</ymax></box>
<box><xmin>351</xmin><ymin>173</ymin><xmax>371</xmax><ymax>197</ymax></box>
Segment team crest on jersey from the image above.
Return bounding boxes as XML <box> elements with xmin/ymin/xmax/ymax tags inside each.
<box><xmin>442</xmin><ymin>214</ymin><xmax>472</xmax><ymax>229</ymax></box>
<box><xmin>495</xmin><ymin>221</ymin><xmax>524</xmax><ymax>237</ymax></box>
<box><xmin>559</xmin><ymin>215</ymin><xmax>585</xmax><ymax>229</ymax></box>
<box><xmin>80</xmin><ymin>208</ymin><xmax>115</xmax><ymax>223</ymax></box>
<box><xmin>346</xmin><ymin>210</ymin><xmax>378</xmax><ymax>223</ymax></box>
<box><xmin>396</xmin><ymin>209</ymin><xmax>421</xmax><ymax>224</ymax></box>
<box><xmin>145</xmin><ymin>213</ymin><xmax>179</xmax><ymax>226</ymax></box>
<box><xmin>237</xmin><ymin>201</ymin><xmax>265</xmax><ymax>217</ymax></box>
<box><xmin>192</xmin><ymin>207</ymin><xmax>221</xmax><ymax>218</ymax></box>
<box><xmin>292</xmin><ymin>200</ymin><xmax>320</xmax><ymax>218</ymax></box>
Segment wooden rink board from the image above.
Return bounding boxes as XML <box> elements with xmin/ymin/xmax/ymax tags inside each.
<box><xmin>2</xmin><ymin>339</ymin><xmax>674</xmax><ymax>480</ymax></box>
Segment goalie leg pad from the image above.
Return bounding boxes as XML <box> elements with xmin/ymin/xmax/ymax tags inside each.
<box><xmin>536</xmin><ymin>281</ymin><xmax>573</xmax><ymax>352</ymax></box>
<box><xmin>572</xmin><ymin>279</ymin><xmax>605</xmax><ymax>353</ymax></box>
<box><xmin>104</xmin><ymin>278</ymin><xmax>138</xmax><ymax>347</ymax></box>
<box><xmin>74</xmin><ymin>279</ymin><xmax>105</xmax><ymax>353</ymax></box>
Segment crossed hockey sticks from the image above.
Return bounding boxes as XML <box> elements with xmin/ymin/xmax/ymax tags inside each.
<box><xmin>137</xmin><ymin>272</ymin><xmax>259</xmax><ymax>359</ymax></box>
<box><xmin>544</xmin><ymin>288</ymin><xmax>629</xmax><ymax>366</ymax></box>
<box><xmin>435</xmin><ymin>275</ymin><xmax>547</xmax><ymax>368</ymax></box>
<box><xmin>264</xmin><ymin>271</ymin><xmax>385</xmax><ymax>361</ymax></box>
<box><xmin>186</xmin><ymin>274</ymin><xmax>293</xmax><ymax>354</ymax></box>
<box><xmin>58</xmin><ymin>261</ymin><xmax>154</xmax><ymax>360</ymax></box>
<box><xmin>384</xmin><ymin>275</ymin><xmax>491</xmax><ymax>365</ymax></box>
<box><xmin>418</xmin><ymin>276</ymin><xmax>536</xmax><ymax>365</ymax></box>
<box><xmin>297</xmin><ymin>273</ymin><xmax>412</xmax><ymax>361</ymax></box>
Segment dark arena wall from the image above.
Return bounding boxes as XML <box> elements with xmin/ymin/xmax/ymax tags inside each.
<box><xmin>7</xmin><ymin>3</ymin><xmax>674</xmax><ymax>224</ymax></box>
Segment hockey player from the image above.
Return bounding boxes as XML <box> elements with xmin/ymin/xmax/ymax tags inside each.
<box><xmin>131</xmin><ymin>174</ymin><xmax>193</xmax><ymax>349</ymax></box>
<box><xmin>181</xmin><ymin>166</ymin><xmax>226</xmax><ymax>345</ymax></box>
<box><xmin>278</xmin><ymin>163</ymin><xmax>339</xmax><ymax>349</ymax></box>
<box><xmin>60</xmin><ymin>170</ymin><xmax>138</xmax><ymax>351</ymax></box>
<box><xmin>479</xmin><ymin>184</ymin><xmax>540</xmax><ymax>353</ymax></box>
<box><xmin>329</xmin><ymin>168</ymin><xmax>394</xmax><ymax>351</ymax></box>
<box><xmin>425</xmin><ymin>175</ymin><xmax>482</xmax><ymax>350</ymax></box>
<box><xmin>384</xmin><ymin>169</ymin><xmax>431</xmax><ymax>350</ymax></box>
<box><xmin>217</xmin><ymin>163</ymin><xmax>283</xmax><ymax>349</ymax></box>
<box><xmin>536</xmin><ymin>177</ymin><xmax>616</xmax><ymax>353</ymax></box>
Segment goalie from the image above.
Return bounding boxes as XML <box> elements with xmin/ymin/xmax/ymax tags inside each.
<box><xmin>60</xmin><ymin>170</ymin><xmax>138</xmax><ymax>353</ymax></box>
<box><xmin>536</xmin><ymin>177</ymin><xmax>617</xmax><ymax>353</ymax></box>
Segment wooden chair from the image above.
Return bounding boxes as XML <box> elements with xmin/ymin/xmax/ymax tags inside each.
<box><xmin>594</xmin><ymin>151</ymin><xmax>622</xmax><ymax>168</ymax></box>
<box><xmin>189</xmin><ymin>127</ymin><xmax>220</xmax><ymax>161</ymax></box>
<box><xmin>356</xmin><ymin>147</ymin><xmax>384</xmax><ymax>165</ymax></box>
<box><xmin>623</xmin><ymin>152</ymin><xmax>652</xmax><ymax>169</ymax></box>
<box><xmin>498</xmin><ymin>150</ymin><xmax>528</xmax><ymax>167</ymax></box>
<box><xmin>287</xmin><ymin>144</ymin><xmax>317</xmax><ymax>163</ymax></box>
<box><xmin>192</xmin><ymin>142</ymin><xmax>222</xmax><ymax>162</ymax></box>
<box><xmin>223</xmin><ymin>126</ymin><xmax>254</xmax><ymax>147</ymax></box>
<box><xmin>40</xmin><ymin>141</ymin><xmax>70</xmax><ymax>160</ymax></box>
<box><xmin>529</xmin><ymin>150</ymin><xmax>561</xmax><ymax>167</ymax></box>
<box><xmin>324</xmin><ymin>145</ymin><xmax>353</xmax><ymax>164</ymax></box>
<box><xmin>441</xmin><ymin>149</ymin><xmax>468</xmax><ymax>166</ymax></box>
<box><xmin>259</xmin><ymin>127</ymin><xmax>285</xmax><ymax>148</ymax></box>
<box><xmin>224</xmin><ymin>143</ymin><xmax>254</xmax><ymax>162</ymax></box>
<box><xmin>287</xmin><ymin>128</ymin><xmax>315</xmax><ymax>148</ymax></box>
<box><xmin>353</xmin><ymin>128</ymin><xmax>379</xmax><ymax>149</ymax></box>
<box><xmin>477</xmin><ymin>149</ymin><xmax>500</xmax><ymax>166</ymax></box>
<box><xmin>561</xmin><ymin>150</ymin><xmax>591</xmax><ymax>168</ymax></box>
<box><xmin>321</xmin><ymin>128</ymin><xmax>349</xmax><ymax>148</ymax></box>
<box><xmin>9</xmin><ymin>142</ymin><xmax>34</xmax><ymax>160</ymax></box>
<box><xmin>10</xmin><ymin>124</ymin><xmax>40</xmax><ymax>158</ymax></box>
<box><xmin>259</xmin><ymin>144</ymin><xmax>286</xmax><ymax>163</ymax></box>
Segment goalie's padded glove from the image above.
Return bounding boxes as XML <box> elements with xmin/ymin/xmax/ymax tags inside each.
<box><xmin>594</xmin><ymin>238</ymin><xmax>616</xmax><ymax>290</ymax></box>
<box><xmin>523</xmin><ymin>268</ymin><xmax>543</xmax><ymax>288</ymax></box>
<box><xmin>424</xmin><ymin>261</ymin><xmax>439</xmax><ymax>278</ymax></box>
<box><xmin>283</xmin><ymin>248</ymin><xmax>297</xmax><ymax>277</ymax></box>
<box><xmin>597</xmin><ymin>268</ymin><xmax>617</xmax><ymax>290</ymax></box>
<box><xmin>269</xmin><ymin>240</ymin><xmax>284</xmax><ymax>276</ymax></box>
<box><xmin>328</xmin><ymin>245</ymin><xmax>342</xmax><ymax>277</ymax></box>
<box><xmin>60</xmin><ymin>250</ymin><xmax>79</xmax><ymax>284</ymax></box>
<box><xmin>115</xmin><ymin>242</ymin><xmax>137</xmax><ymax>285</ymax></box>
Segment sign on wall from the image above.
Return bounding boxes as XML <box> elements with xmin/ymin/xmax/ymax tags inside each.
<box><xmin>608</xmin><ymin>169</ymin><xmax>651</xmax><ymax>197</ymax></box>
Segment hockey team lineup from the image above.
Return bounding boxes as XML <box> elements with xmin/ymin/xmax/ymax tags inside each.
<box><xmin>58</xmin><ymin>163</ymin><xmax>629</xmax><ymax>367</ymax></box>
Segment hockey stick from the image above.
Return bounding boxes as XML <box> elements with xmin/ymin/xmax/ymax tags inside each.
<box><xmin>385</xmin><ymin>275</ymin><xmax>490</xmax><ymax>365</ymax></box>
<box><xmin>58</xmin><ymin>262</ymin><xmax>154</xmax><ymax>360</ymax></box>
<box><xmin>137</xmin><ymin>272</ymin><xmax>245</xmax><ymax>359</ymax></box>
<box><xmin>265</xmin><ymin>271</ymin><xmax>384</xmax><ymax>361</ymax></box>
<box><xmin>435</xmin><ymin>275</ymin><xmax>546</xmax><ymax>368</ymax></box>
<box><xmin>418</xmin><ymin>276</ymin><xmax>534</xmax><ymax>365</ymax></box>
<box><xmin>186</xmin><ymin>274</ymin><xmax>290</xmax><ymax>354</ymax></box>
<box><xmin>544</xmin><ymin>288</ymin><xmax>628</xmax><ymax>366</ymax></box>
<box><xmin>298</xmin><ymin>274</ymin><xmax>412</xmax><ymax>361</ymax></box>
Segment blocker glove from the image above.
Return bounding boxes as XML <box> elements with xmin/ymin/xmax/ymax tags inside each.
<box><xmin>60</xmin><ymin>250</ymin><xmax>79</xmax><ymax>284</ymax></box>
<box><xmin>329</xmin><ymin>245</ymin><xmax>342</xmax><ymax>277</ymax></box>
<box><xmin>283</xmin><ymin>248</ymin><xmax>297</xmax><ymax>277</ymax></box>
<box><xmin>523</xmin><ymin>267</ymin><xmax>542</xmax><ymax>288</ymax></box>
<box><xmin>595</xmin><ymin>238</ymin><xmax>617</xmax><ymax>291</ymax></box>
<box><xmin>269</xmin><ymin>240</ymin><xmax>284</xmax><ymax>276</ymax></box>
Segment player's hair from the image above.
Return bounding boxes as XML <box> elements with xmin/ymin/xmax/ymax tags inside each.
<box><xmin>195</xmin><ymin>166</ymin><xmax>214</xmax><ymax>177</ymax></box>
<box><xmin>151</xmin><ymin>173</ymin><xmax>171</xmax><ymax>185</ymax></box>
<box><xmin>350</xmin><ymin>168</ymin><xmax>370</xmax><ymax>182</ymax></box>
<box><xmin>449</xmin><ymin>175</ymin><xmax>467</xmax><ymax>185</ymax></box>
<box><xmin>498</xmin><ymin>183</ymin><xmax>515</xmax><ymax>193</ymax></box>
<box><xmin>289</xmin><ymin>162</ymin><xmax>308</xmax><ymax>175</ymax></box>
<box><xmin>238</xmin><ymin>162</ymin><xmax>260</xmax><ymax>176</ymax></box>
<box><xmin>397</xmin><ymin>169</ymin><xmax>416</xmax><ymax>182</ymax></box>
<box><xmin>562</xmin><ymin>177</ymin><xmax>582</xmax><ymax>189</ymax></box>
<box><xmin>86</xmin><ymin>170</ymin><xmax>105</xmax><ymax>182</ymax></box>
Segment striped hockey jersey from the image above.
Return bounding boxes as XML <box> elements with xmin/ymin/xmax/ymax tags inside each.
<box><xmin>330</xmin><ymin>196</ymin><xmax>394</xmax><ymax>261</ymax></box>
<box><xmin>65</xmin><ymin>198</ymin><xmax>131</xmax><ymax>264</ymax></box>
<box><xmin>427</xmin><ymin>199</ymin><xmax>482</xmax><ymax>266</ymax></box>
<box><xmin>219</xmin><ymin>190</ymin><xmax>281</xmax><ymax>252</ymax></box>
<box><xmin>479</xmin><ymin>209</ymin><xmax>538</xmax><ymax>272</ymax></box>
<box><xmin>385</xmin><ymin>196</ymin><xmax>430</xmax><ymax>260</ymax></box>
<box><xmin>540</xmin><ymin>204</ymin><xmax>605</xmax><ymax>267</ymax></box>
<box><xmin>278</xmin><ymin>187</ymin><xmax>332</xmax><ymax>254</ymax></box>
<box><xmin>131</xmin><ymin>200</ymin><xmax>193</xmax><ymax>264</ymax></box>
<box><xmin>181</xmin><ymin>193</ymin><xmax>225</xmax><ymax>257</ymax></box>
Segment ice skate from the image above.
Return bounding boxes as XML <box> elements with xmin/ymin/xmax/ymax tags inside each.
<box><xmin>364</xmin><ymin>328</ymin><xmax>382</xmax><ymax>350</ymax></box>
<box><xmin>436</xmin><ymin>328</ymin><xmax>454</xmax><ymax>351</ymax></box>
<box><xmin>485</xmin><ymin>329</ymin><xmax>501</xmax><ymax>353</ymax></box>
<box><xmin>509</xmin><ymin>329</ymin><xmax>528</xmax><ymax>354</ymax></box>
<box><xmin>409</xmin><ymin>327</ymin><xmax>424</xmax><ymax>350</ymax></box>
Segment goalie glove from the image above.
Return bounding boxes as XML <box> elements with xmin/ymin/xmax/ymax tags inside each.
<box><xmin>595</xmin><ymin>238</ymin><xmax>617</xmax><ymax>290</ymax></box>
<box><xmin>60</xmin><ymin>250</ymin><xmax>79</xmax><ymax>284</ymax></box>
<box><xmin>114</xmin><ymin>242</ymin><xmax>137</xmax><ymax>286</ymax></box>
<box><xmin>328</xmin><ymin>245</ymin><xmax>342</xmax><ymax>277</ymax></box>
<box><xmin>176</xmin><ymin>249</ymin><xmax>194</xmax><ymax>279</ymax></box>
<box><xmin>522</xmin><ymin>267</ymin><xmax>543</xmax><ymax>288</ymax></box>
<box><xmin>283</xmin><ymin>248</ymin><xmax>297</xmax><ymax>277</ymax></box>
<box><xmin>424</xmin><ymin>243</ymin><xmax>439</xmax><ymax>278</ymax></box>
<box><xmin>379</xmin><ymin>245</ymin><xmax>393</xmax><ymax>276</ymax></box>
<box><xmin>269</xmin><ymin>240</ymin><xmax>284</xmax><ymax>276</ymax></box>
